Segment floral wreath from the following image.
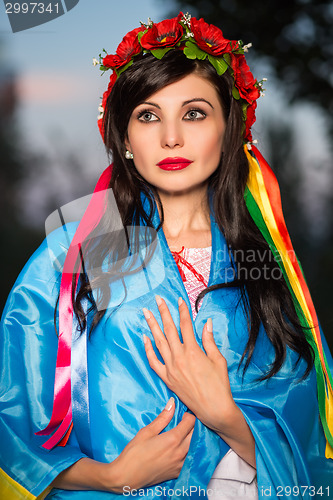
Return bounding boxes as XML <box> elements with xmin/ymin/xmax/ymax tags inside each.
<box><xmin>93</xmin><ymin>12</ymin><xmax>266</xmax><ymax>144</ymax></box>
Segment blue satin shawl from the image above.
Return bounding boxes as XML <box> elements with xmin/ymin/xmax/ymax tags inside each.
<box><xmin>0</xmin><ymin>197</ymin><xmax>332</xmax><ymax>499</ymax></box>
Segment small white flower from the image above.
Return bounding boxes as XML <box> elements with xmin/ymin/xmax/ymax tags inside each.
<box><xmin>262</xmin><ymin>77</ymin><xmax>268</xmax><ymax>81</ymax></box>
<box><xmin>246</xmin><ymin>139</ymin><xmax>258</xmax><ymax>150</ymax></box>
<box><xmin>140</xmin><ymin>17</ymin><xmax>153</xmax><ymax>28</ymax></box>
<box><xmin>98</xmin><ymin>105</ymin><xmax>104</xmax><ymax>120</ymax></box>
<box><xmin>185</xmin><ymin>32</ymin><xmax>194</xmax><ymax>38</ymax></box>
<box><xmin>92</xmin><ymin>58</ymin><xmax>99</xmax><ymax>66</ymax></box>
<box><xmin>243</xmin><ymin>43</ymin><xmax>253</xmax><ymax>52</ymax></box>
<box><xmin>182</xmin><ymin>12</ymin><xmax>192</xmax><ymax>27</ymax></box>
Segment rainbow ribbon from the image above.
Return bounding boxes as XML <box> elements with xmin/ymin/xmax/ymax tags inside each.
<box><xmin>244</xmin><ymin>144</ymin><xmax>333</xmax><ymax>458</ymax></box>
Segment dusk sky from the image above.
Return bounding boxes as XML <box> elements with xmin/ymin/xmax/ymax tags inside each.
<box><xmin>0</xmin><ymin>0</ymin><xmax>170</xmax><ymax>224</ymax></box>
<box><xmin>1</xmin><ymin>0</ymin><xmax>167</xmax><ymax>165</ymax></box>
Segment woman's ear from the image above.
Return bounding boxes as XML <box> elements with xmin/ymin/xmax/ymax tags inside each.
<box><xmin>124</xmin><ymin>133</ymin><xmax>131</xmax><ymax>153</ymax></box>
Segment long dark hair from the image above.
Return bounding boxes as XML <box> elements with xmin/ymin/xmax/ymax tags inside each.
<box><xmin>70</xmin><ymin>49</ymin><xmax>314</xmax><ymax>380</ymax></box>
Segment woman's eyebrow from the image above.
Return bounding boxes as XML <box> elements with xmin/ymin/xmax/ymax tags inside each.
<box><xmin>139</xmin><ymin>101</ymin><xmax>161</xmax><ymax>109</ymax></box>
<box><xmin>182</xmin><ymin>98</ymin><xmax>214</xmax><ymax>109</ymax></box>
<box><xmin>138</xmin><ymin>98</ymin><xmax>214</xmax><ymax>110</ymax></box>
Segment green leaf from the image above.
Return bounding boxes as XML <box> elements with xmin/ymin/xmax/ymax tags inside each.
<box><xmin>184</xmin><ymin>41</ymin><xmax>208</xmax><ymax>60</ymax></box>
<box><xmin>116</xmin><ymin>60</ymin><xmax>134</xmax><ymax>76</ymax></box>
<box><xmin>183</xmin><ymin>45</ymin><xmax>196</xmax><ymax>60</ymax></box>
<box><xmin>151</xmin><ymin>47</ymin><xmax>173</xmax><ymax>60</ymax></box>
<box><xmin>196</xmin><ymin>49</ymin><xmax>208</xmax><ymax>60</ymax></box>
<box><xmin>208</xmin><ymin>55</ymin><xmax>228</xmax><ymax>75</ymax></box>
<box><xmin>137</xmin><ymin>30</ymin><xmax>146</xmax><ymax>43</ymax></box>
<box><xmin>241</xmin><ymin>103</ymin><xmax>248</xmax><ymax>124</ymax></box>
<box><xmin>223</xmin><ymin>53</ymin><xmax>231</xmax><ymax>66</ymax></box>
<box><xmin>241</xmin><ymin>102</ymin><xmax>248</xmax><ymax>113</ymax></box>
<box><xmin>232</xmin><ymin>86</ymin><xmax>241</xmax><ymax>100</ymax></box>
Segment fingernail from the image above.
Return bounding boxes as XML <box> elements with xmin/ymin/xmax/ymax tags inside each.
<box><xmin>206</xmin><ymin>318</ymin><xmax>213</xmax><ymax>333</ymax></box>
<box><xmin>178</xmin><ymin>297</ymin><xmax>183</xmax><ymax>307</ymax></box>
<box><xmin>155</xmin><ymin>295</ymin><xmax>163</xmax><ymax>306</ymax></box>
<box><xmin>142</xmin><ymin>307</ymin><xmax>151</xmax><ymax>320</ymax></box>
<box><xmin>165</xmin><ymin>397</ymin><xmax>174</xmax><ymax>411</ymax></box>
<box><xmin>143</xmin><ymin>334</ymin><xmax>148</xmax><ymax>345</ymax></box>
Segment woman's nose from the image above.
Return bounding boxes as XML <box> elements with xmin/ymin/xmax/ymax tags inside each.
<box><xmin>160</xmin><ymin>119</ymin><xmax>184</xmax><ymax>149</ymax></box>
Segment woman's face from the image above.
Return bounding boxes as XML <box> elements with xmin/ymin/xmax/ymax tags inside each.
<box><xmin>125</xmin><ymin>73</ymin><xmax>226</xmax><ymax>196</ymax></box>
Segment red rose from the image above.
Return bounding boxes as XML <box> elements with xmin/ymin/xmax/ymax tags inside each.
<box><xmin>102</xmin><ymin>71</ymin><xmax>117</xmax><ymax>109</ymax></box>
<box><xmin>190</xmin><ymin>17</ymin><xmax>234</xmax><ymax>56</ymax></box>
<box><xmin>98</xmin><ymin>71</ymin><xmax>117</xmax><ymax>140</ymax></box>
<box><xmin>140</xmin><ymin>13</ymin><xmax>183</xmax><ymax>50</ymax></box>
<box><xmin>244</xmin><ymin>101</ymin><xmax>257</xmax><ymax>142</ymax></box>
<box><xmin>103</xmin><ymin>26</ymin><xmax>145</xmax><ymax>69</ymax></box>
<box><xmin>235</xmin><ymin>55</ymin><xmax>256</xmax><ymax>89</ymax></box>
<box><xmin>232</xmin><ymin>54</ymin><xmax>260</xmax><ymax>104</ymax></box>
<box><xmin>98</xmin><ymin>115</ymin><xmax>104</xmax><ymax>138</ymax></box>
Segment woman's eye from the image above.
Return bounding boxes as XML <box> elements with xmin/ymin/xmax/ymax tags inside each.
<box><xmin>138</xmin><ymin>111</ymin><xmax>158</xmax><ymax>122</ymax></box>
<box><xmin>184</xmin><ymin>109</ymin><xmax>206</xmax><ymax>121</ymax></box>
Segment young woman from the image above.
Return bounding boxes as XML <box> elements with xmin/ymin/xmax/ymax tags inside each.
<box><xmin>0</xmin><ymin>12</ymin><xmax>332</xmax><ymax>500</ymax></box>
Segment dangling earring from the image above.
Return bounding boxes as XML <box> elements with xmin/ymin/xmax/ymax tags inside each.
<box><xmin>125</xmin><ymin>150</ymin><xmax>134</xmax><ymax>160</ymax></box>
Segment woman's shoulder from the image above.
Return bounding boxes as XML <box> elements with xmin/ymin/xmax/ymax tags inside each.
<box><xmin>1</xmin><ymin>222</ymin><xmax>79</xmax><ymax>320</ymax></box>
<box><xmin>29</xmin><ymin>221</ymin><xmax>79</xmax><ymax>267</ymax></box>
<box><xmin>22</xmin><ymin>222</ymin><xmax>79</xmax><ymax>277</ymax></box>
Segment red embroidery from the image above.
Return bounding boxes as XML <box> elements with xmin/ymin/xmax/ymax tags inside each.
<box><xmin>171</xmin><ymin>247</ymin><xmax>208</xmax><ymax>287</ymax></box>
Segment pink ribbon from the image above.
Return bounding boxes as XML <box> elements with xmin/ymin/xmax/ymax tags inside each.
<box><xmin>36</xmin><ymin>164</ymin><xmax>113</xmax><ymax>449</ymax></box>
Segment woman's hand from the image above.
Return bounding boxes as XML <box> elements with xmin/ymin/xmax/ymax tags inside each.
<box><xmin>112</xmin><ymin>397</ymin><xmax>195</xmax><ymax>491</ymax></box>
<box><xmin>52</xmin><ymin>398</ymin><xmax>196</xmax><ymax>493</ymax></box>
<box><xmin>142</xmin><ymin>295</ymin><xmax>256</xmax><ymax>469</ymax></box>
<box><xmin>142</xmin><ymin>295</ymin><xmax>234</xmax><ymax>434</ymax></box>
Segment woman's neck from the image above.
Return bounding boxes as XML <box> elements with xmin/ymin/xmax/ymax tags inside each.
<box><xmin>157</xmin><ymin>185</ymin><xmax>212</xmax><ymax>250</ymax></box>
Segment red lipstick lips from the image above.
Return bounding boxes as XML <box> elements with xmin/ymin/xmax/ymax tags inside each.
<box><xmin>157</xmin><ymin>157</ymin><xmax>193</xmax><ymax>171</ymax></box>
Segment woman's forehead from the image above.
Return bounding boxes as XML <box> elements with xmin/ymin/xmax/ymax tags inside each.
<box><xmin>136</xmin><ymin>73</ymin><xmax>220</xmax><ymax>107</ymax></box>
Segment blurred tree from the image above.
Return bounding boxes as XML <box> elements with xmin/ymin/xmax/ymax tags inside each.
<box><xmin>168</xmin><ymin>0</ymin><xmax>333</xmax><ymax>128</ymax></box>
<box><xmin>0</xmin><ymin>41</ymin><xmax>96</xmax><ymax>315</ymax></box>
<box><xmin>311</xmin><ymin>168</ymin><xmax>333</xmax><ymax>339</ymax></box>
<box><xmin>0</xmin><ymin>63</ymin><xmax>43</xmax><ymax>314</ymax></box>
<box><xmin>263</xmin><ymin>117</ymin><xmax>333</xmax><ymax>347</ymax></box>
